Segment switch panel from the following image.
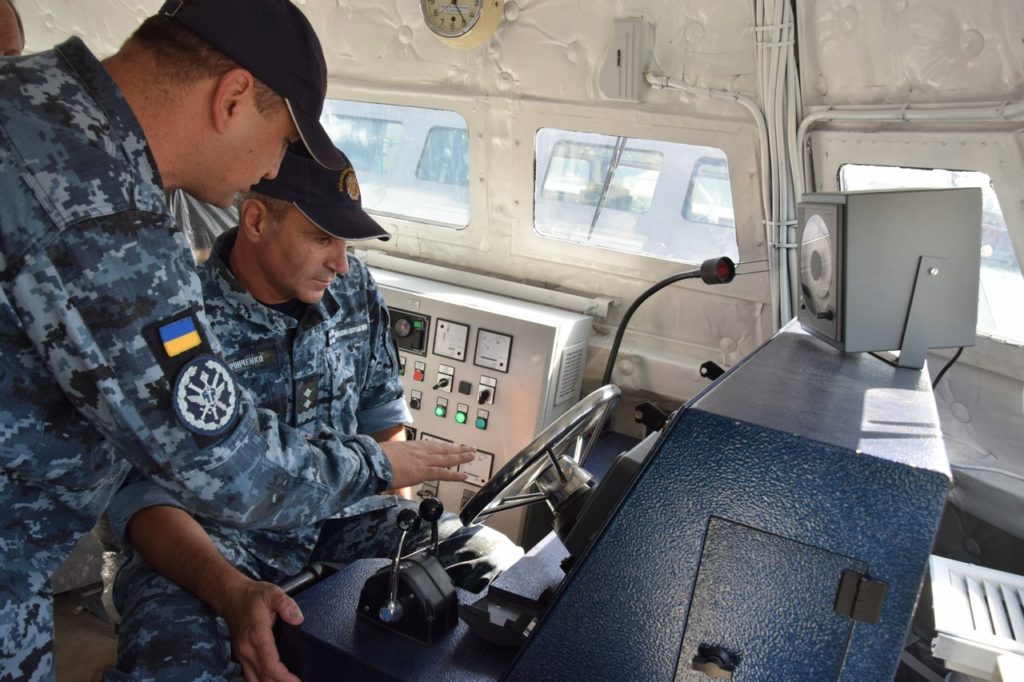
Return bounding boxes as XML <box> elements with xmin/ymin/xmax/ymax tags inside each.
<box><xmin>373</xmin><ymin>267</ymin><xmax>592</xmax><ymax>545</ymax></box>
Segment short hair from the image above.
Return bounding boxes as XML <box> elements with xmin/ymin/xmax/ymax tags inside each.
<box><xmin>4</xmin><ymin>0</ymin><xmax>24</xmax><ymax>44</ymax></box>
<box><xmin>244</xmin><ymin>191</ymin><xmax>292</xmax><ymax>226</ymax></box>
<box><xmin>127</xmin><ymin>15</ymin><xmax>282</xmax><ymax>114</ymax></box>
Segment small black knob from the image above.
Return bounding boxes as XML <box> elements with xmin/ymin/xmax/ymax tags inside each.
<box><xmin>477</xmin><ymin>388</ymin><xmax>492</xmax><ymax>404</ymax></box>
<box><xmin>396</xmin><ymin>508</ymin><xmax>420</xmax><ymax>532</ymax></box>
<box><xmin>432</xmin><ymin>376</ymin><xmax>451</xmax><ymax>391</ymax></box>
<box><xmin>419</xmin><ymin>497</ymin><xmax>444</xmax><ymax>523</ymax></box>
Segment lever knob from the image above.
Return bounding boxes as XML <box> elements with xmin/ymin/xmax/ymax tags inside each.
<box><xmin>396</xmin><ymin>508</ymin><xmax>420</xmax><ymax>532</ymax></box>
<box><xmin>419</xmin><ymin>497</ymin><xmax>444</xmax><ymax>523</ymax></box>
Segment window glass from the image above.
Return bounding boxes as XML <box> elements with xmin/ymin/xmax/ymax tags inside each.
<box><xmin>417</xmin><ymin>127</ymin><xmax>470</xmax><ymax>186</ymax></box>
<box><xmin>534</xmin><ymin>129</ymin><xmax>738</xmax><ymax>263</ymax></box>
<box><xmin>840</xmin><ymin>164</ymin><xmax>1024</xmax><ymax>343</ymax></box>
<box><xmin>684</xmin><ymin>158</ymin><xmax>735</xmax><ymax>227</ymax></box>
<box><xmin>321</xmin><ymin>100</ymin><xmax>469</xmax><ymax>227</ymax></box>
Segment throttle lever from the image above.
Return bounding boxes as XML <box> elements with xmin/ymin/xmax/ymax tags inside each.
<box><xmin>418</xmin><ymin>497</ymin><xmax>444</xmax><ymax>558</ymax></box>
<box><xmin>380</xmin><ymin>508</ymin><xmax>420</xmax><ymax>623</ymax></box>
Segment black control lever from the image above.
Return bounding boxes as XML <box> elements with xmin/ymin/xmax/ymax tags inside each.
<box><xmin>418</xmin><ymin>497</ymin><xmax>444</xmax><ymax>558</ymax></box>
<box><xmin>380</xmin><ymin>508</ymin><xmax>420</xmax><ymax>623</ymax></box>
<box><xmin>356</xmin><ymin>504</ymin><xmax>459</xmax><ymax>644</ymax></box>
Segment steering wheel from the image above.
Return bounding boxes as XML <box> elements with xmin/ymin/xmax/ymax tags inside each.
<box><xmin>460</xmin><ymin>384</ymin><xmax>621</xmax><ymax>526</ymax></box>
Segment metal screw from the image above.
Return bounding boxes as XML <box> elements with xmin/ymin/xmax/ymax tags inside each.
<box><xmin>929</xmin><ymin>267</ymin><xmax>939</xmax><ymax>276</ymax></box>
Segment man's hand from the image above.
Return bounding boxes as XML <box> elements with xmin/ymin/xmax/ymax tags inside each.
<box><xmin>381</xmin><ymin>440</ymin><xmax>475</xmax><ymax>489</ymax></box>
<box><xmin>220</xmin><ymin>578</ymin><xmax>304</xmax><ymax>682</ymax></box>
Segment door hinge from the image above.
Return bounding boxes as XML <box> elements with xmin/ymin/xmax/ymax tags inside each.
<box><xmin>834</xmin><ymin>570</ymin><xmax>888</xmax><ymax>623</ymax></box>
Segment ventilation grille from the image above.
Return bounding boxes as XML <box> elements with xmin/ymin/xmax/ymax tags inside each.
<box><xmin>555</xmin><ymin>342</ymin><xmax>587</xmax><ymax>405</ymax></box>
<box><xmin>930</xmin><ymin>555</ymin><xmax>1024</xmax><ymax>678</ymax></box>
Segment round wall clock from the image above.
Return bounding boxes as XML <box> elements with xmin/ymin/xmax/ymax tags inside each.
<box><xmin>421</xmin><ymin>0</ymin><xmax>505</xmax><ymax>49</ymax></box>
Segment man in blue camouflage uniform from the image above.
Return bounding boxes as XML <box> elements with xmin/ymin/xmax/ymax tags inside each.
<box><xmin>0</xmin><ymin>2</ymin><xmax>472</xmax><ymax>678</ymax></box>
<box><xmin>107</xmin><ymin>148</ymin><xmax>523</xmax><ymax>681</ymax></box>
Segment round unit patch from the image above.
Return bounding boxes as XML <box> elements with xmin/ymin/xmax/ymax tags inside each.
<box><xmin>172</xmin><ymin>355</ymin><xmax>240</xmax><ymax>436</ymax></box>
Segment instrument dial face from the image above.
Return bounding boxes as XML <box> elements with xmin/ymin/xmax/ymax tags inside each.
<box><xmin>474</xmin><ymin>329</ymin><xmax>512</xmax><ymax>373</ymax></box>
<box><xmin>434</xmin><ymin>319</ymin><xmax>469</xmax><ymax>361</ymax></box>
<box><xmin>421</xmin><ymin>0</ymin><xmax>482</xmax><ymax>38</ymax></box>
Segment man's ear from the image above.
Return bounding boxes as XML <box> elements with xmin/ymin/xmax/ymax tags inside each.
<box><xmin>239</xmin><ymin>198</ymin><xmax>270</xmax><ymax>242</ymax></box>
<box><xmin>211</xmin><ymin>68</ymin><xmax>256</xmax><ymax>134</ymax></box>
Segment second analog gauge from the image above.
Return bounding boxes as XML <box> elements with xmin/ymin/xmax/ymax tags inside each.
<box><xmin>474</xmin><ymin>329</ymin><xmax>512</xmax><ymax>373</ymax></box>
<box><xmin>434</xmin><ymin>319</ymin><xmax>469</xmax><ymax>361</ymax></box>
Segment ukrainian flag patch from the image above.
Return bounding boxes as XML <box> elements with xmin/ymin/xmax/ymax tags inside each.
<box><xmin>159</xmin><ymin>316</ymin><xmax>202</xmax><ymax>357</ymax></box>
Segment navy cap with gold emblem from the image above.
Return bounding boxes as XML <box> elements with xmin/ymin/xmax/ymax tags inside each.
<box><xmin>252</xmin><ymin>145</ymin><xmax>391</xmax><ymax>242</ymax></box>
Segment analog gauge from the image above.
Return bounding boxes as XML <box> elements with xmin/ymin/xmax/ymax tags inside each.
<box><xmin>434</xmin><ymin>319</ymin><xmax>470</xmax><ymax>361</ymax></box>
<box><xmin>420</xmin><ymin>0</ymin><xmax>504</xmax><ymax>49</ymax></box>
<box><xmin>474</xmin><ymin>329</ymin><xmax>512</xmax><ymax>373</ymax></box>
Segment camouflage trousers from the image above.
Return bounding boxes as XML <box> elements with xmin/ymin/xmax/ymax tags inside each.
<box><xmin>106</xmin><ymin>500</ymin><xmax>523</xmax><ymax>681</ymax></box>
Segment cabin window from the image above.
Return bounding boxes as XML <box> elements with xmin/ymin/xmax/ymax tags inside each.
<box><xmin>320</xmin><ymin>100</ymin><xmax>470</xmax><ymax>227</ymax></box>
<box><xmin>840</xmin><ymin>164</ymin><xmax>1024</xmax><ymax>343</ymax></box>
<box><xmin>534</xmin><ymin>128</ymin><xmax>739</xmax><ymax>263</ymax></box>
<box><xmin>416</xmin><ymin>127</ymin><xmax>470</xmax><ymax>187</ymax></box>
<box><xmin>683</xmin><ymin>158</ymin><xmax>736</xmax><ymax>228</ymax></box>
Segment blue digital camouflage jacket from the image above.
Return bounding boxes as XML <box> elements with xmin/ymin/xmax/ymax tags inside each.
<box><xmin>0</xmin><ymin>38</ymin><xmax>390</xmax><ymax>677</ymax></box>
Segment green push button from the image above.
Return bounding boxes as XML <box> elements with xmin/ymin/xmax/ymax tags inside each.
<box><xmin>475</xmin><ymin>416</ymin><xmax>488</xmax><ymax>430</ymax></box>
<box><xmin>434</xmin><ymin>405</ymin><xmax>447</xmax><ymax>418</ymax></box>
<box><xmin>455</xmin><ymin>411</ymin><xmax>468</xmax><ymax>424</ymax></box>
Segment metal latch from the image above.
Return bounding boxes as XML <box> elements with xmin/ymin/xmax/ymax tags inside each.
<box><xmin>834</xmin><ymin>570</ymin><xmax>888</xmax><ymax>623</ymax></box>
<box><xmin>691</xmin><ymin>644</ymin><xmax>736</xmax><ymax>680</ymax></box>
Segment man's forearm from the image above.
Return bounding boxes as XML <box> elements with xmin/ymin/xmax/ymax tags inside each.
<box><xmin>126</xmin><ymin>505</ymin><xmax>252</xmax><ymax>616</ymax></box>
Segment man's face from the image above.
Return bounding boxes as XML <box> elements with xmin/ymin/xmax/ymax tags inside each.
<box><xmin>254</xmin><ymin>205</ymin><xmax>349</xmax><ymax>305</ymax></box>
<box><xmin>0</xmin><ymin>1</ymin><xmax>24</xmax><ymax>56</ymax></box>
<box><xmin>198</xmin><ymin>99</ymin><xmax>298</xmax><ymax>208</ymax></box>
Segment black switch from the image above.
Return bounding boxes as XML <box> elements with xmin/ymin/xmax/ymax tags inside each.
<box><xmin>410</xmin><ymin>396</ymin><xmax>421</xmax><ymax>410</ymax></box>
<box><xmin>458</xmin><ymin>380</ymin><xmax>473</xmax><ymax>395</ymax></box>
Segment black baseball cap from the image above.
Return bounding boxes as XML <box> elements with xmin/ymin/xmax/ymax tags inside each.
<box><xmin>252</xmin><ymin>146</ymin><xmax>391</xmax><ymax>242</ymax></box>
<box><xmin>159</xmin><ymin>0</ymin><xmax>345</xmax><ymax>170</ymax></box>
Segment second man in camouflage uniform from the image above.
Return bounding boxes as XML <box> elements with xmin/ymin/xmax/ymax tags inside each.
<box><xmin>106</xmin><ymin>148</ymin><xmax>523</xmax><ymax>681</ymax></box>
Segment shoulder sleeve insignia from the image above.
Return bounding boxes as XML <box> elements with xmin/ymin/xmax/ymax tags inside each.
<box><xmin>159</xmin><ymin>316</ymin><xmax>203</xmax><ymax>357</ymax></box>
<box><xmin>172</xmin><ymin>354</ymin><xmax>240</xmax><ymax>436</ymax></box>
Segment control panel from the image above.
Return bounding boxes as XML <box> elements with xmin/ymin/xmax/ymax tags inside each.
<box><xmin>372</xmin><ymin>268</ymin><xmax>592</xmax><ymax>545</ymax></box>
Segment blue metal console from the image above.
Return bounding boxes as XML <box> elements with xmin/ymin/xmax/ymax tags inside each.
<box><xmin>277</xmin><ymin>322</ymin><xmax>950</xmax><ymax>681</ymax></box>
<box><xmin>508</xmin><ymin>322</ymin><xmax>950</xmax><ymax>680</ymax></box>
